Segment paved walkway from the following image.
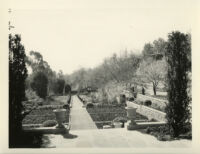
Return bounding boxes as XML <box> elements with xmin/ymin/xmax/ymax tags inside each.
<box><xmin>42</xmin><ymin>128</ymin><xmax>191</xmax><ymax>148</ymax></box>
<box><xmin>69</xmin><ymin>95</ymin><xmax>97</xmax><ymax>130</ymax></box>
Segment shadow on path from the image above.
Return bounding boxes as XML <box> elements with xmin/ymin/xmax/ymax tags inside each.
<box><xmin>61</xmin><ymin>133</ymin><xmax>78</xmax><ymax>139</ymax></box>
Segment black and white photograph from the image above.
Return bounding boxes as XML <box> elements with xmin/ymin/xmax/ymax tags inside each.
<box><xmin>0</xmin><ymin>0</ymin><xmax>200</xmax><ymax>153</ymax></box>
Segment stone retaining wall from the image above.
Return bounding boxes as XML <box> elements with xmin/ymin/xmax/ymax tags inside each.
<box><xmin>127</xmin><ymin>101</ymin><xmax>166</xmax><ymax>122</ymax></box>
<box><xmin>137</xmin><ymin>94</ymin><xmax>167</xmax><ymax>108</ymax></box>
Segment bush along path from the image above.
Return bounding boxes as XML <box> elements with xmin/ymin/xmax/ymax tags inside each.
<box><xmin>69</xmin><ymin>95</ymin><xmax>97</xmax><ymax>130</ymax></box>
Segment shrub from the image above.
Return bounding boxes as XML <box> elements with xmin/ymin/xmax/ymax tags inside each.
<box><xmin>86</xmin><ymin>103</ymin><xmax>94</xmax><ymax>108</ymax></box>
<box><xmin>146</xmin><ymin>127</ymin><xmax>151</xmax><ymax>134</ymax></box>
<box><xmin>54</xmin><ymin>78</ymin><xmax>65</xmax><ymax>95</ymax></box>
<box><xmin>144</xmin><ymin>100</ymin><xmax>152</xmax><ymax>106</ymax></box>
<box><xmin>25</xmin><ymin>89</ymin><xmax>40</xmax><ymax>100</ymax></box>
<box><xmin>119</xmin><ymin>94</ymin><xmax>126</xmax><ymax>104</ymax></box>
<box><xmin>65</xmin><ymin>84</ymin><xmax>71</xmax><ymax>94</ymax></box>
<box><xmin>149</xmin><ymin>118</ymin><xmax>157</xmax><ymax>122</ymax></box>
<box><xmin>63</xmin><ymin>104</ymin><xmax>70</xmax><ymax>110</ymax></box>
<box><xmin>38</xmin><ymin>105</ymin><xmax>63</xmax><ymax>109</ymax></box>
<box><xmin>31</xmin><ymin>72</ymin><xmax>48</xmax><ymax>99</ymax></box>
<box><xmin>109</xmin><ymin>97</ymin><xmax>118</xmax><ymax>105</ymax></box>
<box><xmin>128</xmin><ymin>97</ymin><xmax>135</xmax><ymax>101</ymax></box>
<box><xmin>42</xmin><ymin>120</ymin><xmax>57</xmax><ymax>127</ymax></box>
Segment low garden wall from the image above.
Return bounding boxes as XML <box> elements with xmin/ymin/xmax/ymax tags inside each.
<box><xmin>127</xmin><ymin>101</ymin><xmax>167</xmax><ymax>122</ymax></box>
<box><xmin>137</xmin><ymin>94</ymin><xmax>167</xmax><ymax>108</ymax></box>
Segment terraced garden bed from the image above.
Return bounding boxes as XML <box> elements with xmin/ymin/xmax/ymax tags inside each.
<box><xmin>22</xmin><ymin>108</ymin><xmax>70</xmax><ymax>124</ymax></box>
<box><xmin>86</xmin><ymin>104</ymin><xmax>148</xmax><ymax>129</ymax></box>
<box><xmin>22</xmin><ymin>95</ymin><xmax>71</xmax><ymax>125</ymax></box>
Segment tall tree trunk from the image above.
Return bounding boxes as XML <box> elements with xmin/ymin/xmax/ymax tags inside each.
<box><xmin>153</xmin><ymin>82</ymin><xmax>157</xmax><ymax>95</ymax></box>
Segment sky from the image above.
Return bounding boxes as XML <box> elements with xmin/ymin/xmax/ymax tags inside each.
<box><xmin>8</xmin><ymin>0</ymin><xmax>196</xmax><ymax>74</ymax></box>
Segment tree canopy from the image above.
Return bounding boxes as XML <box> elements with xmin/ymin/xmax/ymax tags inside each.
<box><xmin>137</xmin><ymin>59</ymin><xmax>167</xmax><ymax>95</ymax></box>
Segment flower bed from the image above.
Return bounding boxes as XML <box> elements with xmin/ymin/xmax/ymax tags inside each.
<box><xmin>86</xmin><ymin>104</ymin><xmax>148</xmax><ymax>129</ymax></box>
<box><xmin>138</xmin><ymin>123</ymin><xmax>192</xmax><ymax>141</ymax></box>
<box><xmin>22</xmin><ymin>95</ymin><xmax>71</xmax><ymax>125</ymax></box>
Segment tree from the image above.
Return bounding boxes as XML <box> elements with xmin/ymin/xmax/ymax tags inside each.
<box><xmin>152</xmin><ymin>38</ymin><xmax>167</xmax><ymax>60</ymax></box>
<box><xmin>55</xmin><ymin>78</ymin><xmax>65</xmax><ymax>95</ymax></box>
<box><xmin>165</xmin><ymin>31</ymin><xmax>191</xmax><ymax>137</ymax></box>
<box><xmin>142</xmin><ymin>43</ymin><xmax>154</xmax><ymax>56</ymax></box>
<box><xmin>26</xmin><ymin>51</ymin><xmax>55</xmax><ymax>95</ymax></box>
<box><xmin>142</xmin><ymin>38</ymin><xmax>167</xmax><ymax>60</ymax></box>
<box><xmin>137</xmin><ymin>59</ymin><xmax>166</xmax><ymax>95</ymax></box>
<box><xmin>9</xmin><ymin>34</ymin><xmax>28</xmax><ymax>146</ymax></box>
<box><xmin>31</xmin><ymin>72</ymin><xmax>48</xmax><ymax>98</ymax></box>
<box><xmin>26</xmin><ymin>51</ymin><xmax>45</xmax><ymax>72</ymax></box>
<box><xmin>102</xmin><ymin>51</ymin><xmax>141</xmax><ymax>85</ymax></box>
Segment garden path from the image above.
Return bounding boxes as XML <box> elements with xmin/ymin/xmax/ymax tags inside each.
<box><xmin>69</xmin><ymin>95</ymin><xmax>97</xmax><ymax>130</ymax></box>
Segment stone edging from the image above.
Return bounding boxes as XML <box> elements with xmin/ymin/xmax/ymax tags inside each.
<box><xmin>127</xmin><ymin>101</ymin><xmax>167</xmax><ymax>122</ymax></box>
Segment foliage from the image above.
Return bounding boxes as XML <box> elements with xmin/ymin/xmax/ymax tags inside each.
<box><xmin>142</xmin><ymin>38</ymin><xmax>167</xmax><ymax>60</ymax></box>
<box><xmin>53</xmin><ymin>78</ymin><xmax>65</xmax><ymax>95</ymax></box>
<box><xmin>144</xmin><ymin>100</ymin><xmax>152</xmax><ymax>106</ymax></box>
<box><xmin>142</xmin><ymin>123</ymin><xmax>191</xmax><ymax>141</ymax></box>
<box><xmin>103</xmin><ymin>52</ymin><xmax>141</xmax><ymax>83</ymax></box>
<box><xmin>26</xmin><ymin>51</ymin><xmax>57</xmax><ymax>95</ymax></box>
<box><xmin>9</xmin><ymin>34</ymin><xmax>28</xmax><ymax>146</ymax></box>
<box><xmin>165</xmin><ymin>31</ymin><xmax>191</xmax><ymax>137</ymax></box>
<box><xmin>152</xmin><ymin>38</ymin><xmax>167</xmax><ymax>58</ymax></box>
<box><xmin>87</xmin><ymin>104</ymin><xmax>147</xmax><ymax>128</ymax></box>
<box><xmin>65</xmin><ymin>51</ymin><xmax>141</xmax><ymax>91</ymax></box>
<box><xmin>144</xmin><ymin>126</ymin><xmax>172</xmax><ymax>141</ymax></box>
<box><xmin>9</xmin><ymin>132</ymin><xmax>43</xmax><ymax>148</ymax></box>
<box><xmin>65</xmin><ymin>84</ymin><xmax>71</xmax><ymax>94</ymax></box>
<box><xmin>86</xmin><ymin>103</ymin><xmax>94</xmax><ymax>108</ymax></box>
<box><xmin>63</xmin><ymin>104</ymin><xmax>70</xmax><ymax>110</ymax></box>
<box><xmin>31</xmin><ymin>72</ymin><xmax>48</xmax><ymax>99</ymax></box>
<box><xmin>25</xmin><ymin>89</ymin><xmax>40</xmax><ymax>100</ymax></box>
<box><xmin>142</xmin><ymin>43</ymin><xmax>154</xmax><ymax>56</ymax></box>
<box><xmin>22</xmin><ymin>108</ymin><xmax>69</xmax><ymax>124</ymax></box>
<box><xmin>42</xmin><ymin>120</ymin><xmax>57</xmax><ymax>127</ymax></box>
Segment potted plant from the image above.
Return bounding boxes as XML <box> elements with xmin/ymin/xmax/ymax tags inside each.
<box><xmin>125</xmin><ymin>106</ymin><xmax>138</xmax><ymax>130</ymax></box>
<box><xmin>53</xmin><ymin>109</ymin><xmax>66</xmax><ymax>128</ymax></box>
